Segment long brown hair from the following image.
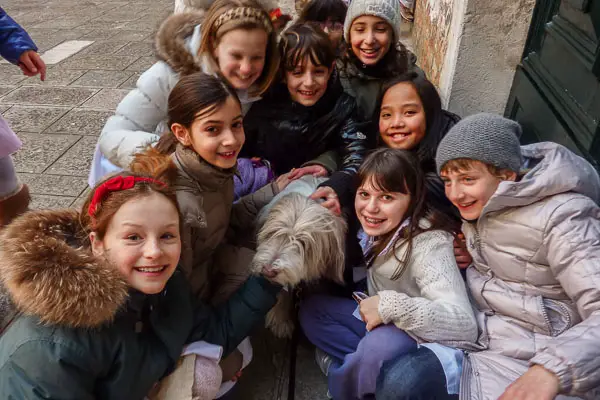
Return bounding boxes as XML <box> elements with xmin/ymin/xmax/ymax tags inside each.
<box><xmin>357</xmin><ymin>148</ymin><xmax>458</xmax><ymax>279</ymax></box>
<box><xmin>200</xmin><ymin>0</ymin><xmax>280</xmax><ymax>97</ymax></box>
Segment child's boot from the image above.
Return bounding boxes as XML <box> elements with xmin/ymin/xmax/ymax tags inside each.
<box><xmin>0</xmin><ymin>184</ymin><xmax>30</xmax><ymax>227</ymax></box>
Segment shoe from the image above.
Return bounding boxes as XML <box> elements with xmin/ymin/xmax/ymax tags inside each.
<box><xmin>315</xmin><ymin>347</ymin><xmax>333</xmax><ymax>377</ymax></box>
<box><xmin>0</xmin><ymin>184</ymin><xmax>30</xmax><ymax>227</ymax></box>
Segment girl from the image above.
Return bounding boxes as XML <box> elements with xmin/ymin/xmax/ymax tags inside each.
<box><xmin>299</xmin><ymin>148</ymin><xmax>477</xmax><ymax>400</ymax></box>
<box><xmin>297</xmin><ymin>0</ymin><xmax>348</xmax><ymax>51</ymax></box>
<box><xmin>0</xmin><ymin>8</ymin><xmax>46</xmax><ymax>226</ymax></box>
<box><xmin>0</xmin><ymin>170</ymin><xmax>280</xmax><ymax>399</ymax></box>
<box><xmin>89</xmin><ymin>0</ymin><xmax>279</xmax><ymax>187</ymax></box>
<box><xmin>241</xmin><ymin>22</ymin><xmax>367</xmax><ymax>209</ymax></box>
<box><xmin>338</xmin><ymin>0</ymin><xmax>419</xmax><ymax>122</ymax></box>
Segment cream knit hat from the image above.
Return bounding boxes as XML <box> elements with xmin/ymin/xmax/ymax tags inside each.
<box><xmin>343</xmin><ymin>0</ymin><xmax>401</xmax><ymax>43</ymax></box>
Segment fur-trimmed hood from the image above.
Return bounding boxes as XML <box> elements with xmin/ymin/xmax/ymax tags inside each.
<box><xmin>0</xmin><ymin>210</ymin><xmax>128</xmax><ymax>329</ymax></box>
<box><xmin>155</xmin><ymin>10</ymin><xmax>212</xmax><ymax>76</ymax></box>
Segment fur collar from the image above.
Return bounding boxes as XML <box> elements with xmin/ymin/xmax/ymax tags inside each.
<box><xmin>0</xmin><ymin>210</ymin><xmax>128</xmax><ymax>328</ymax></box>
<box><xmin>155</xmin><ymin>10</ymin><xmax>211</xmax><ymax>76</ymax></box>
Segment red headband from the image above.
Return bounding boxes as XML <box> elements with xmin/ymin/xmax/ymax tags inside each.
<box><xmin>88</xmin><ymin>176</ymin><xmax>166</xmax><ymax>223</ymax></box>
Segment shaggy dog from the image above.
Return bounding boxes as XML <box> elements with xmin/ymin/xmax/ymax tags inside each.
<box><xmin>251</xmin><ymin>177</ymin><xmax>346</xmax><ymax>337</ymax></box>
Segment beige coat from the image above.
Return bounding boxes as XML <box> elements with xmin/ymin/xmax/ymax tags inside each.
<box><xmin>171</xmin><ymin>145</ymin><xmax>278</xmax><ymax>301</ymax></box>
<box><xmin>460</xmin><ymin>142</ymin><xmax>600</xmax><ymax>400</ymax></box>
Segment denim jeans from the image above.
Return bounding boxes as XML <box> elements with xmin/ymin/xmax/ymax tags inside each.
<box><xmin>376</xmin><ymin>347</ymin><xmax>459</xmax><ymax>400</ymax></box>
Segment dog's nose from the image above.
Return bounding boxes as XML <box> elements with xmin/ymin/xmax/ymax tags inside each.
<box><xmin>262</xmin><ymin>265</ymin><xmax>279</xmax><ymax>279</ymax></box>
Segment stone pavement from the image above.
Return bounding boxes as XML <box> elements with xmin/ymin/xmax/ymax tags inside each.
<box><xmin>2</xmin><ymin>0</ymin><xmax>328</xmax><ymax>398</ymax></box>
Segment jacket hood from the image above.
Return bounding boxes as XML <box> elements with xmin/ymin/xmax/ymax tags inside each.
<box><xmin>0</xmin><ymin>209</ymin><xmax>128</xmax><ymax>328</ymax></box>
<box><xmin>155</xmin><ymin>10</ymin><xmax>211</xmax><ymax>76</ymax></box>
<box><xmin>485</xmin><ymin>142</ymin><xmax>600</xmax><ymax>213</ymax></box>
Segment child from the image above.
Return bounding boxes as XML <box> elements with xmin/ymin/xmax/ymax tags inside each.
<box><xmin>242</xmin><ymin>22</ymin><xmax>367</xmax><ymax>209</ymax></box>
<box><xmin>300</xmin><ymin>148</ymin><xmax>477</xmax><ymax>400</ymax></box>
<box><xmin>90</xmin><ymin>0</ymin><xmax>280</xmax><ymax>187</ymax></box>
<box><xmin>404</xmin><ymin>113</ymin><xmax>600</xmax><ymax>400</ymax></box>
<box><xmin>337</xmin><ymin>0</ymin><xmax>418</xmax><ymax>122</ymax></box>
<box><xmin>0</xmin><ymin>171</ymin><xmax>280</xmax><ymax>399</ymax></box>
<box><xmin>0</xmin><ymin>8</ymin><xmax>46</xmax><ymax>226</ymax></box>
<box><xmin>297</xmin><ymin>0</ymin><xmax>348</xmax><ymax>50</ymax></box>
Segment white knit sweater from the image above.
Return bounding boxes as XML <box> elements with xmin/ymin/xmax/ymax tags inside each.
<box><xmin>368</xmin><ymin>228</ymin><xmax>478</xmax><ymax>344</ymax></box>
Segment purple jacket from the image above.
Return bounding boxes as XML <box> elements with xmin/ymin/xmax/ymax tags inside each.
<box><xmin>0</xmin><ymin>8</ymin><xmax>37</xmax><ymax>65</ymax></box>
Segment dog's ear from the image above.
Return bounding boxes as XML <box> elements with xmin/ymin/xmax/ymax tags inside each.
<box><xmin>324</xmin><ymin>215</ymin><xmax>347</xmax><ymax>285</ymax></box>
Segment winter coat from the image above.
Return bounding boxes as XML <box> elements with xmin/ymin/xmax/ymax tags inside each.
<box><xmin>242</xmin><ymin>74</ymin><xmax>368</xmax><ymax>203</ymax></box>
<box><xmin>0</xmin><ymin>8</ymin><xmax>37</xmax><ymax>65</ymax></box>
<box><xmin>166</xmin><ymin>144</ymin><xmax>277</xmax><ymax>300</ymax></box>
<box><xmin>97</xmin><ymin>11</ymin><xmax>260</xmax><ymax>170</ymax></box>
<box><xmin>460</xmin><ymin>142</ymin><xmax>600</xmax><ymax>400</ymax></box>
<box><xmin>0</xmin><ymin>209</ymin><xmax>280</xmax><ymax>400</ymax></box>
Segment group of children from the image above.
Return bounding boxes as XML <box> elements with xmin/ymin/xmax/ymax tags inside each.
<box><xmin>0</xmin><ymin>0</ymin><xmax>599</xmax><ymax>399</ymax></box>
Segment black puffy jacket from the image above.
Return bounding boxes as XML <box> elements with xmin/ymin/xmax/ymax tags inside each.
<box><xmin>242</xmin><ymin>72</ymin><xmax>369</xmax><ymax>199</ymax></box>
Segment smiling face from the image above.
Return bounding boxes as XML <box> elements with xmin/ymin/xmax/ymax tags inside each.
<box><xmin>172</xmin><ymin>96</ymin><xmax>245</xmax><ymax>169</ymax></box>
<box><xmin>355</xmin><ymin>176</ymin><xmax>411</xmax><ymax>237</ymax></box>
<box><xmin>213</xmin><ymin>28</ymin><xmax>268</xmax><ymax>90</ymax></box>
<box><xmin>285</xmin><ymin>57</ymin><xmax>332</xmax><ymax>107</ymax></box>
<box><xmin>90</xmin><ymin>193</ymin><xmax>181</xmax><ymax>294</ymax></box>
<box><xmin>440</xmin><ymin>161</ymin><xmax>516</xmax><ymax>220</ymax></box>
<box><xmin>349</xmin><ymin>15</ymin><xmax>393</xmax><ymax>66</ymax></box>
<box><xmin>379</xmin><ymin>82</ymin><xmax>426</xmax><ymax>150</ymax></box>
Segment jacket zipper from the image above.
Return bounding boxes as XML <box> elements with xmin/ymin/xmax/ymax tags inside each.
<box><xmin>460</xmin><ymin>352</ymin><xmax>473</xmax><ymax>399</ymax></box>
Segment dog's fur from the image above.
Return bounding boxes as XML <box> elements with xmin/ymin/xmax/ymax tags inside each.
<box><xmin>252</xmin><ymin>192</ymin><xmax>346</xmax><ymax>337</ymax></box>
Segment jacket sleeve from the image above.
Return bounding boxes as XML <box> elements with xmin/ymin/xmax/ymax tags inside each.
<box><xmin>0</xmin><ymin>8</ymin><xmax>37</xmax><ymax>64</ymax></box>
<box><xmin>98</xmin><ymin>62</ymin><xmax>176</xmax><ymax>168</ymax></box>
<box><xmin>529</xmin><ymin>196</ymin><xmax>600</xmax><ymax>397</ymax></box>
<box><xmin>377</xmin><ymin>232</ymin><xmax>478</xmax><ymax>343</ymax></box>
<box><xmin>229</xmin><ymin>181</ymin><xmax>278</xmax><ymax>232</ymax></box>
<box><xmin>0</xmin><ymin>340</ymin><xmax>96</xmax><ymax>399</ymax></box>
<box><xmin>188</xmin><ymin>275</ymin><xmax>280</xmax><ymax>356</ymax></box>
<box><xmin>301</xmin><ymin>150</ymin><xmax>340</xmax><ymax>173</ymax></box>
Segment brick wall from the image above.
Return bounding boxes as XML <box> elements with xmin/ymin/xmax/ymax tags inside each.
<box><xmin>413</xmin><ymin>0</ymin><xmax>454</xmax><ymax>87</ymax></box>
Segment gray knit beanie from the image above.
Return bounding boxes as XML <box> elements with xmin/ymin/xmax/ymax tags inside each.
<box><xmin>436</xmin><ymin>113</ymin><xmax>523</xmax><ymax>174</ymax></box>
<box><xmin>344</xmin><ymin>0</ymin><xmax>401</xmax><ymax>43</ymax></box>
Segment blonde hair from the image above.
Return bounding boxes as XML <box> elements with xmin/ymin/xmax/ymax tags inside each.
<box><xmin>441</xmin><ymin>158</ymin><xmax>513</xmax><ymax>178</ymax></box>
<box><xmin>200</xmin><ymin>0</ymin><xmax>280</xmax><ymax>97</ymax></box>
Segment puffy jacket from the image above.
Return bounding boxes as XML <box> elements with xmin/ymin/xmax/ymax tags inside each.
<box><xmin>0</xmin><ymin>8</ymin><xmax>37</xmax><ymax>65</ymax></box>
<box><xmin>242</xmin><ymin>73</ymin><xmax>368</xmax><ymax>202</ymax></box>
<box><xmin>460</xmin><ymin>142</ymin><xmax>600</xmax><ymax>400</ymax></box>
<box><xmin>97</xmin><ymin>11</ymin><xmax>260</xmax><ymax>170</ymax></box>
<box><xmin>0</xmin><ymin>209</ymin><xmax>279</xmax><ymax>400</ymax></box>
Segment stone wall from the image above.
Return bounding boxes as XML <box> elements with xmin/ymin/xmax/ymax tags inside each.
<box><xmin>413</xmin><ymin>0</ymin><xmax>536</xmax><ymax>116</ymax></box>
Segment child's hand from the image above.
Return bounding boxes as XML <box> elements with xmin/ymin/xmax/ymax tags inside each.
<box><xmin>18</xmin><ymin>50</ymin><xmax>46</xmax><ymax>81</ymax></box>
<box><xmin>309</xmin><ymin>187</ymin><xmax>341</xmax><ymax>216</ymax></box>
<box><xmin>498</xmin><ymin>365</ymin><xmax>559</xmax><ymax>400</ymax></box>
<box><xmin>454</xmin><ymin>233</ymin><xmax>472</xmax><ymax>269</ymax></box>
<box><xmin>287</xmin><ymin>165</ymin><xmax>328</xmax><ymax>180</ymax></box>
<box><xmin>359</xmin><ymin>295</ymin><xmax>383</xmax><ymax>331</ymax></box>
<box><xmin>275</xmin><ymin>172</ymin><xmax>293</xmax><ymax>192</ymax></box>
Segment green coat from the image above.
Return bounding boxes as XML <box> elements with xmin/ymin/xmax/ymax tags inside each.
<box><xmin>0</xmin><ymin>209</ymin><xmax>279</xmax><ymax>400</ymax></box>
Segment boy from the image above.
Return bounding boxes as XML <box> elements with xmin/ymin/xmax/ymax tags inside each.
<box><xmin>428</xmin><ymin>113</ymin><xmax>600</xmax><ymax>399</ymax></box>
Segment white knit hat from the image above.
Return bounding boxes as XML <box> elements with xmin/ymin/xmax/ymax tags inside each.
<box><xmin>343</xmin><ymin>0</ymin><xmax>401</xmax><ymax>43</ymax></box>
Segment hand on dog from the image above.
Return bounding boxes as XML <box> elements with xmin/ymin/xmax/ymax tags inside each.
<box><xmin>287</xmin><ymin>165</ymin><xmax>328</xmax><ymax>180</ymax></box>
<box><xmin>359</xmin><ymin>295</ymin><xmax>383</xmax><ymax>331</ymax></box>
<box><xmin>498</xmin><ymin>365</ymin><xmax>559</xmax><ymax>400</ymax></box>
<box><xmin>18</xmin><ymin>50</ymin><xmax>46</xmax><ymax>81</ymax></box>
<box><xmin>275</xmin><ymin>172</ymin><xmax>294</xmax><ymax>192</ymax></box>
<box><xmin>309</xmin><ymin>187</ymin><xmax>341</xmax><ymax>216</ymax></box>
<box><xmin>454</xmin><ymin>233</ymin><xmax>472</xmax><ymax>269</ymax></box>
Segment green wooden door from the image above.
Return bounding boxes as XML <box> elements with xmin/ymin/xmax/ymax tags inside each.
<box><xmin>505</xmin><ymin>0</ymin><xmax>600</xmax><ymax>169</ymax></box>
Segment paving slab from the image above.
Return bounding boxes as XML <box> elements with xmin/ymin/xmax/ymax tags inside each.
<box><xmin>0</xmin><ymin>86</ymin><xmax>16</xmax><ymax>96</ymax></box>
<box><xmin>110</xmin><ymin>30</ymin><xmax>152</xmax><ymax>42</ymax></box>
<box><xmin>27</xmin><ymin>174</ymin><xmax>89</xmax><ymax>197</ymax></box>
<box><xmin>81</xmin><ymin>88</ymin><xmax>129</xmax><ymax>110</ymax></box>
<box><xmin>0</xmin><ymin>105</ymin><xmax>12</xmax><ymax>113</ymax></box>
<box><xmin>59</xmin><ymin>54</ymin><xmax>140</xmax><ymax>70</ymax></box>
<box><xmin>114</xmin><ymin>42</ymin><xmax>155</xmax><ymax>57</ymax></box>
<box><xmin>78</xmin><ymin>41</ymin><xmax>130</xmax><ymax>56</ymax></box>
<box><xmin>46</xmin><ymin>108</ymin><xmax>113</xmax><ymax>136</ymax></box>
<box><xmin>12</xmin><ymin>132</ymin><xmax>80</xmax><ymax>173</ymax></box>
<box><xmin>119</xmin><ymin>72</ymin><xmax>141</xmax><ymax>89</ymax></box>
<box><xmin>126</xmin><ymin>56</ymin><xmax>157</xmax><ymax>72</ymax></box>
<box><xmin>3</xmin><ymin>106</ymin><xmax>69</xmax><ymax>133</ymax></box>
<box><xmin>1</xmin><ymin>86</ymin><xmax>98</xmax><ymax>106</ymax></box>
<box><xmin>28</xmin><ymin>69</ymin><xmax>87</xmax><ymax>86</ymax></box>
<box><xmin>30</xmin><ymin>194</ymin><xmax>77</xmax><ymax>210</ymax></box>
<box><xmin>0</xmin><ymin>65</ymin><xmax>27</xmax><ymax>85</ymax></box>
<box><xmin>71</xmin><ymin>70</ymin><xmax>134</xmax><ymax>88</ymax></box>
<box><xmin>47</xmin><ymin>136</ymin><xmax>98</xmax><ymax>176</ymax></box>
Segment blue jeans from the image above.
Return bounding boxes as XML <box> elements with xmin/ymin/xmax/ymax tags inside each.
<box><xmin>376</xmin><ymin>347</ymin><xmax>459</xmax><ymax>400</ymax></box>
<box><xmin>299</xmin><ymin>294</ymin><xmax>417</xmax><ymax>400</ymax></box>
